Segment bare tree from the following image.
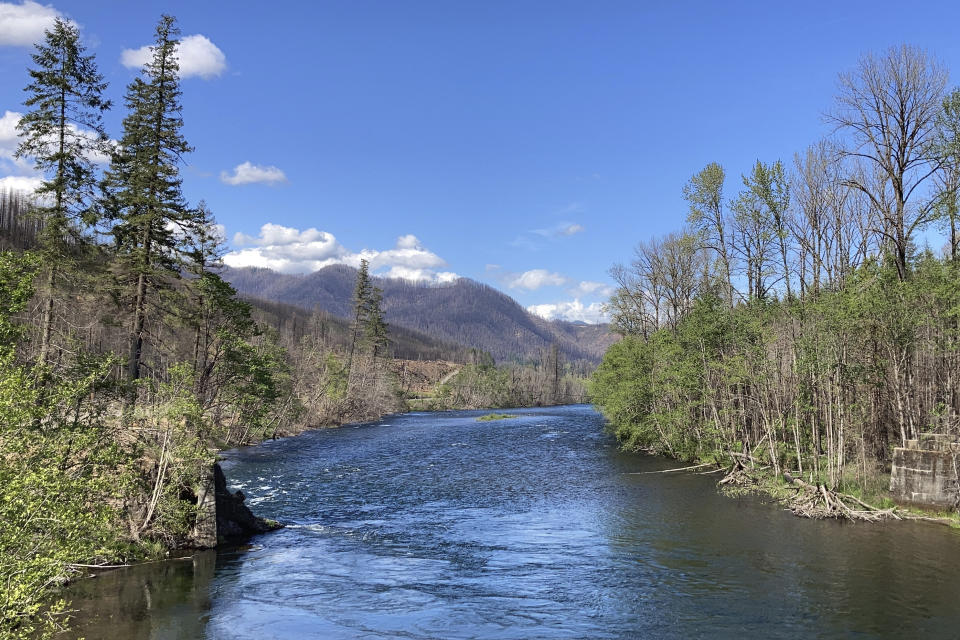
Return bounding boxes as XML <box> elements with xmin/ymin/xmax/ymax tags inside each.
<box><xmin>830</xmin><ymin>44</ymin><xmax>948</xmax><ymax>280</ymax></box>
<box><xmin>792</xmin><ymin>142</ymin><xmax>834</xmax><ymax>295</ymax></box>
<box><xmin>656</xmin><ymin>231</ymin><xmax>705</xmax><ymax>331</ymax></box>
<box><xmin>791</xmin><ymin>141</ymin><xmax>876</xmax><ymax>293</ymax></box>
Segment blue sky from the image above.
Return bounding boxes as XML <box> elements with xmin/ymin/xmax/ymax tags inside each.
<box><xmin>2</xmin><ymin>1</ymin><xmax>960</xmax><ymax>322</ymax></box>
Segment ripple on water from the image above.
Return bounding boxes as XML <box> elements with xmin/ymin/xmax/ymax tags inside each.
<box><xmin>63</xmin><ymin>405</ymin><xmax>960</xmax><ymax>640</ymax></box>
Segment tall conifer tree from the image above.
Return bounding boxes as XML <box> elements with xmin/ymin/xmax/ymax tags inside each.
<box><xmin>104</xmin><ymin>15</ymin><xmax>195</xmax><ymax>387</ymax></box>
<box><xmin>347</xmin><ymin>259</ymin><xmax>372</xmax><ymax>379</ymax></box>
<box><xmin>16</xmin><ymin>18</ymin><xmax>109</xmax><ymax>366</ymax></box>
<box><xmin>346</xmin><ymin>259</ymin><xmax>390</xmax><ymax>378</ymax></box>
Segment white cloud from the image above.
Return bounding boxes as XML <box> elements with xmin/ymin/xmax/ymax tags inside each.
<box><xmin>568</xmin><ymin>280</ymin><xmax>614</xmax><ymax>298</ymax></box>
<box><xmin>527</xmin><ymin>299</ymin><xmax>609</xmax><ymax>324</ymax></box>
<box><xmin>121</xmin><ymin>33</ymin><xmax>227</xmax><ymax>80</ymax></box>
<box><xmin>0</xmin><ymin>110</ymin><xmax>42</xmax><ymax>191</ymax></box>
<box><xmin>0</xmin><ymin>174</ymin><xmax>43</xmax><ymax>193</ymax></box>
<box><xmin>225</xmin><ymin>224</ymin><xmax>352</xmax><ymax>272</ymax></box>
<box><xmin>0</xmin><ymin>110</ymin><xmax>25</xmax><ymax>164</ymax></box>
<box><xmin>220</xmin><ymin>161</ymin><xmax>287</xmax><ymax>186</ymax></box>
<box><xmin>383</xmin><ymin>266</ymin><xmax>459</xmax><ymax>283</ymax></box>
<box><xmin>0</xmin><ymin>1</ymin><xmax>61</xmax><ymax>47</ymax></box>
<box><xmin>371</xmin><ymin>234</ymin><xmax>446</xmax><ymax>271</ymax></box>
<box><xmin>507</xmin><ymin>268</ymin><xmax>568</xmax><ymax>291</ymax></box>
<box><xmin>533</xmin><ymin>221</ymin><xmax>586</xmax><ymax>238</ymax></box>
<box><xmin>1</xmin><ymin>109</ymin><xmax>114</xmax><ymax>176</ymax></box>
<box><xmin>223</xmin><ymin>224</ymin><xmax>458</xmax><ymax>283</ymax></box>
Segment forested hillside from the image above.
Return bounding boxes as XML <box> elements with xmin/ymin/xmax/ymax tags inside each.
<box><xmin>224</xmin><ymin>264</ymin><xmax>615</xmax><ymax>365</ymax></box>
<box><xmin>0</xmin><ymin>15</ymin><xmax>594</xmax><ymax>636</ymax></box>
<box><xmin>591</xmin><ymin>45</ymin><xmax>960</xmax><ymax>512</ymax></box>
<box><xmin>248</xmin><ymin>296</ymin><xmax>479</xmax><ymax>363</ymax></box>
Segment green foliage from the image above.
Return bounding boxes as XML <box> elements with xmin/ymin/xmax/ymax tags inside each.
<box><xmin>476</xmin><ymin>413</ymin><xmax>517</xmax><ymax>422</ymax></box>
<box><xmin>593</xmin><ymin>250</ymin><xmax>960</xmax><ymax>491</ymax></box>
<box><xmin>683</xmin><ymin>162</ymin><xmax>725</xmax><ymax>228</ymax></box>
<box><xmin>0</xmin><ymin>251</ymin><xmax>40</xmax><ymax>346</ymax></box>
<box><xmin>16</xmin><ymin>17</ymin><xmax>110</xmax><ymax>239</ymax></box>
<box><xmin>103</xmin><ymin>14</ymin><xmax>197</xmax><ymax>384</ymax></box>
<box><xmin>348</xmin><ymin>258</ymin><xmax>390</xmax><ymax>366</ymax></box>
<box><xmin>0</xmin><ymin>252</ymin><xmax>133</xmax><ymax>639</ymax></box>
<box><xmin>434</xmin><ymin>364</ymin><xmax>512</xmax><ymax>409</ymax></box>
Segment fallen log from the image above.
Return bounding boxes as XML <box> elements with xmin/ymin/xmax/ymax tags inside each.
<box><xmin>629</xmin><ymin>462</ymin><xmax>716</xmax><ymax>475</ymax></box>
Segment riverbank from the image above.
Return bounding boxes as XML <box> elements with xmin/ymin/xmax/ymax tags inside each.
<box><xmin>660</xmin><ymin>452</ymin><xmax>960</xmax><ymax>527</ymax></box>
<box><xmin>55</xmin><ymin>405</ymin><xmax>960</xmax><ymax>639</ymax></box>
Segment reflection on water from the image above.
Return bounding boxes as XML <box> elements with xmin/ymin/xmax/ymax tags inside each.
<box><xmin>63</xmin><ymin>405</ymin><xmax>960</xmax><ymax>639</ymax></box>
<box><xmin>64</xmin><ymin>551</ymin><xmax>213</xmax><ymax>639</ymax></box>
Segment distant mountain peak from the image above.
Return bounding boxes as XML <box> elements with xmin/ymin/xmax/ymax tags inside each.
<box><xmin>223</xmin><ymin>265</ymin><xmax>616</xmax><ymax>364</ymax></box>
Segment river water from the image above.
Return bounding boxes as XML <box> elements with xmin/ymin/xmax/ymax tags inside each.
<box><xmin>64</xmin><ymin>405</ymin><xmax>960</xmax><ymax>639</ymax></box>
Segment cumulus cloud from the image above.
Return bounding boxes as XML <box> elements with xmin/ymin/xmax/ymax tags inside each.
<box><xmin>121</xmin><ymin>33</ymin><xmax>227</xmax><ymax>79</ymax></box>
<box><xmin>0</xmin><ymin>110</ymin><xmax>38</xmax><ymax>190</ymax></box>
<box><xmin>226</xmin><ymin>224</ymin><xmax>353</xmax><ymax>272</ymax></box>
<box><xmin>507</xmin><ymin>269</ymin><xmax>568</xmax><ymax>291</ymax></box>
<box><xmin>370</xmin><ymin>234</ymin><xmax>445</xmax><ymax>271</ymax></box>
<box><xmin>568</xmin><ymin>280</ymin><xmax>614</xmax><ymax>298</ymax></box>
<box><xmin>0</xmin><ymin>174</ymin><xmax>43</xmax><ymax>193</ymax></box>
<box><xmin>223</xmin><ymin>224</ymin><xmax>458</xmax><ymax>283</ymax></box>
<box><xmin>0</xmin><ymin>1</ymin><xmax>62</xmax><ymax>47</ymax></box>
<box><xmin>527</xmin><ymin>299</ymin><xmax>609</xmax><ymax>324</ymax></box>
<box><xmin>383</xmin><ymin>266</ymin><xmax>459</xmax><ymax>283</ymax></box>
<box><xmin>0</xmin><ymin>110</ymin><xmax>25</xmax><ymax>164</ymax></box>
<box><xmin>0</xmin><ymin>109</ymin><xmax>114</xmax><ymax>177</ymax></box>
<box><xmin>220</xmin><ymin>161</ymin><xmax>287</xmax><ymax>186</ymax></box>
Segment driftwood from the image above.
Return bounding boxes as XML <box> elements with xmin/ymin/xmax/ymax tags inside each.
<box><xmin>629</xmin><ymin>462</ymin><xmax>716</xmax><ymax>475</ymax></box>
<box><xmin>717</xmin><ymin>452</ymin><xmax>772</xmax><ymax>487</ymax></box>
<box><xmin>782</xmin><ymin>472</ymin><xmax>901</xmax><ymax>522</ymax></box>
<box><xmin>718</xmin><ymin>458</ymin><xmax>755</xmax><ymax>487</ymax></box>
<box><xmin>729</xmin><ymin>451</ymin><xmax>763</xmax><ymax>464</ymax></box>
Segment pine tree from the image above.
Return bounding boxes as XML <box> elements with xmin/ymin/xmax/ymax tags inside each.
<box><xmin>103</xmin><ymin>15</ymin><xmax>195</xmax><ymax>388</ymax></box>
<box><xmin>365</xmin><ymin>283</ymin><xmax>389</xmax><ymax>360</ymax></box>
<box><xmin>15</xmin><ymin>17</ymin><xmax>110</xmax><ymax>366</ymax></box>
<box><xmin>347</xmin><ymin>259</ymin><xmax>372</xmax><ymax>379</ymax></box>
<box><xmin>347</xmin><ymin>259</ymin><xmax>390</xmax><ymax>379</ymax></box>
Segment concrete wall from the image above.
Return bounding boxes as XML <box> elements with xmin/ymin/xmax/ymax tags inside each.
<box><xmin>190</xmin><ymin>465</ymin><xmax>218</xmax><ymax>548</ymax></box>
<box><xmin>890</xmin><ymin>434</ymin><xmax>960</xmax><ymax>509</ymax></box>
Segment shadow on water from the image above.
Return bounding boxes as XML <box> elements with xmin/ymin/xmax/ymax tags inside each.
<box><xmin>59</xmin><ymin>548</ymin><xmax>248</xmax><ymax>639</ymax></box>
<box><xmin>59</xmin><ymin>405</ymin><xmax>960</xmax><ymax>639</ymax></box>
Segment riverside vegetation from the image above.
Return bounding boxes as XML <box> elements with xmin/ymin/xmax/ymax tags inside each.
<box><xmin>0</xmin><ymin>15</ymin><xmax>587</xmax><ymax>638</ymax></box>
<box><xmin>591</xmin><ymin>45</ymin><xmax>960</xmax><ymax>521</ymax></box>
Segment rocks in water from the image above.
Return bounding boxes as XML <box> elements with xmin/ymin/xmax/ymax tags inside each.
<box><xmin>214</xmin><ymin>463</ymin><xmax>283</xmax><ymax>542</ymax></box>
<box><xmin>190</xmin><ymin>463</ymin><xmax>283</xmax><ymax>548</ymax></box>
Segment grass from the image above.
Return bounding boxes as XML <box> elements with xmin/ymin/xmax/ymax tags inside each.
<box><xmin>476</xmin><ymin>413</ymin><xmax>517</xmax><ymax>422</ymax></box>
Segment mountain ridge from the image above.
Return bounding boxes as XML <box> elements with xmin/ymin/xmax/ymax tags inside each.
<box><xmin>223</xmin><ymin>265</ymin><xmax>616</xmax><ymax>365</ymax></box>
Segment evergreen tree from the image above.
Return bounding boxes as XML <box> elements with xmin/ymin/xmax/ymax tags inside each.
<box><xmin>103</xmin><ymin>15</ymin><xmax>195</xmax><ymax>388</ymax></box>
<box><xmin>347</xmin><ymin>259</ymin><xmax>390</xmax><ymax>378</ymax></box>
<box><xmin>15</xmin><ymin>17</ymin><xmax>109</xmax><ymax>366</ymax></box>
<box><xmin>346</xmin><ymin>258</ymin><xmax>372</xmax><ymax>378</ymax></box>
<box><xmin>365</xmin><ymin>282</ymin><xmax>389</xmax><ymax>360</ymax></box>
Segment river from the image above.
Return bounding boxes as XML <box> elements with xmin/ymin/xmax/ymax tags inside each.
<box><xmin>63</xmin><ymin>405</ymin><xmax>960</xmax><ymax>639</ymax></box>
